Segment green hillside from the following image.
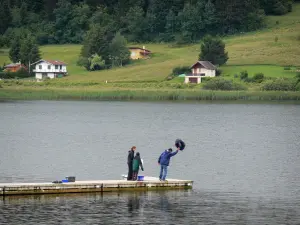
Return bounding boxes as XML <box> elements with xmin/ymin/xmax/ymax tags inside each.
<box><xmin>1</xmin><ymin>3</ymin><xmax>300</xmax><ymax>83</ymax></box>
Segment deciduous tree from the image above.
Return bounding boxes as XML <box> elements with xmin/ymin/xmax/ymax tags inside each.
<box><xmin>108</xmin><ymin>32</ymin><xmax>130</xmax><ymax>67</ymax></box>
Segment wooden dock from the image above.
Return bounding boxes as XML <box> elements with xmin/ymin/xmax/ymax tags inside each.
<box><xmin>0</xmin><ymin>177</ymin><xmax>193</xmax><ymax>196</ymax></box>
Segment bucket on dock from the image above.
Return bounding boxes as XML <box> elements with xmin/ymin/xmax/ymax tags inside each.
<box><xmin>137</xmin><ymin>176</ymin><xmax>144</xmax><ymax>181</ymax></box>
<box><xmin>66</xmin><ymin>176</ymin><xmax>76</xmax><ymax>182</ymax></box>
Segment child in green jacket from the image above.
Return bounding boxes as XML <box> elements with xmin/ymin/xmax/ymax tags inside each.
<box><xmin>132</xmin><ymin>152</ymin><xmax>144</xmax><ymax>181</ymax></box>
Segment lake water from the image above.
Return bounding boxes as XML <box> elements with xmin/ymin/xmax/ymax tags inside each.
<box><xmin>0</xmin><ymin>101</ymin><xmax>299</xmax><ymax>224</ymax></box>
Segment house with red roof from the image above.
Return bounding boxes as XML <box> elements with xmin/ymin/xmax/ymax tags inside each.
<box><xmin>184</xmin><ymin>61</ymin><xmax>216</xmax><ymax>84</ymax></box>
<box><xmin>3</xmin><ymin>62</ymin><xmax>27</xmax><ymax>73</ymax></box>
<box><xmin>31</xmin><ymin>59</ymin><xmax>67</xmax><ymax>80</ymax></box>
<box><xmin>129</xmin><ymin>46</ymin><xmax>151</xmax><ymax>60</ymax></box>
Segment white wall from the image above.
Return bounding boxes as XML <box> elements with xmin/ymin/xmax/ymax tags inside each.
<box><xmin>48</xmin><ymin>73</ymin><xmax>55</xmax><ymax>79</ymax></box>
<box><xmin>184</xmin><ymin>76</ymin><xmax>201</xmax><ymax>84</ymax></box>
<box><xmin>35</xmin><ymin>73</ymin><xmax>42</xmax><ymax>79</ymax></box>
<box><xmin>35</xmin><ymin>72</ymin><xmax>56</xmax><ymax>79</ymax></box>
<box><xmin>192</xmin><ymin>67</ymin><xmax>216</xmax><ymax>77</ymax></box>
<box><xmin>34</xmin><ymin>62</ymin><xmax>67</xmax><ymax>73</ymax></box>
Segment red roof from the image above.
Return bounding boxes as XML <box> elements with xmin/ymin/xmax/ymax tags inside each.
<box><xmin>190</xmin><ymin>61</ymin><xmax>216</xmax><ymax>70</ymax></box>
<box><xmin>31</xmin><ymin>59</ymin><xmax>67</xmax><ymax>66</ymax></box>
<box><xmin>45</xmin><ymin>60</ymin><xmax>66</xmax><ymax>65</ymax></box>
<box><xmin>4</xmin><ymin>63</ymin><xmax>26</xmax><ymax>68</ymax></box>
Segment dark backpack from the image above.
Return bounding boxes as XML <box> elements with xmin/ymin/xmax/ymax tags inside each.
<box><xmin>175</xmin><ymin>139</ymin><xmax>186</xmax><ymax>151</ymax></box>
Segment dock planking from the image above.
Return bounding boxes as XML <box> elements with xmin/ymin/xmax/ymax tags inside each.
<box><xmin>0</xmin><ymin>177</ymin><xmax>193</xmax><ymax>196</ymax></box>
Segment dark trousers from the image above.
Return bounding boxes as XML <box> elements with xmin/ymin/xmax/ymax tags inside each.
<box><xmin>132</xmin><ymin>170</ymin><xmax>139</xmax><ymax>181</ymax></box>
<box><xmin>127</xmin><ymin>163</ymin><xmax>133</xmax><ymax>180</ymax></box>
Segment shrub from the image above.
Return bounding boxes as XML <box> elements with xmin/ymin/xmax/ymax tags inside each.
<box><xmin>0</xmin><ymin>80</ymin><xmax>2</xmax><ymax>88</ymax></box>
<box><xmin>275</xmin><ymin>36</ymin><xmax>278</xmax><ymax>42</ymax></box>
<box><xmin>252</xmin><ymin>73</ymin><xmax>265</xmax><ymax>83</ymax></box>
<box><xmin>240</xmin><ymin>70</ymin><xmax>248</xmax><ymax>80</ymax></box>
<box><xmin>77</xmin><ymin>56</ymin><xmax>91</xmax><ymax>71</ymax></box>
<box><xmin>202</xmin><ymin>78</ymin><xmax>247</xmax><ymax>91</ymax></box>
<box><xmin>262</xmin><ymin>78</ymin><xmax>297</xmax><ymax>91</ymax></box>
<box><xmin>216</xmin><ymin>68</ymin><xmax>222</xmax><ymax>76</ymax></box>
<box><xmin>14</xmin><ymin>68</ymin><xmax>31</xmax><ymax>78</ymax></box>
<box><xmin>201</xmin><ymin>77</ymin><xmax>213</xmax><ymax>83</ymax></box>
<box><xmin>295</xmin><ymin>72</ymin><xmax>300</xmax><ymax>81</ymax></box>
<box><xmin>167</xmin><ymin>66</ymin><xmax>190</xmax><ymax>80</ymax></box>
<box><xmin>284</xmin><ymin>66</ymin><xmax>291</xmax><ymax>70</ymax></box>
<box><xmin>232</xmin><ymin>82</ymin><xmax>247</xmax><ymax>90</ymax></box>
<box><xmin>295</xmin><ymin>83</ymin><xmax>300</xmax><ymax>91</ymax></box>
<box><xmin>171</xmin><ymin>66</ymin><xmax>190</xmax><ymax>76</ymax></box>
<box><xmin>203</xmin><ymin>78</ymin><xmax>232</xmax><ymax>90</ymax></box>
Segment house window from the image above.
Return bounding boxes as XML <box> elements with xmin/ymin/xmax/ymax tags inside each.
<box><xmin>60</xmin><ymin>65</ymin><xmax>62</xmax><ymax>70</ymax></box>
<box><xmin>55</xmin><ymin>65</ymin><xmax>58</xmax><ymax>69</ymax></box>
<box><xmin>48</xmin><ymin>65</ymin><xmax>51</xmax><ymax>70</ymax></box>
<box><xmin>39</xmin><ymin>65</ymin><xmax>42</xmax><ymax>69</ymax></box>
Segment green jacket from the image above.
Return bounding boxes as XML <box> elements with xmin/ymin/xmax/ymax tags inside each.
<box><xmin>132</xmin><ymin>155</ymin><xmax>144</xmax><ymax>172</ymax></box>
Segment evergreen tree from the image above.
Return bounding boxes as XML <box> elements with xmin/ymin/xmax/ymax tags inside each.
<box><xmin>69</xmin><ymin>3</ymin><xmax>92</xmax><ymax>43</ymax></box>
<box><xmin>108</xmin><ymin>32</ymin><xmax>130</xmax><ymax>67</ymax></box>
<box><xmin>260</xmin><ymin>0</ymin><xmax>292</xmax><ymax>15</ymax></box>
<box><xmin>0</xmin><ymin>0</ymin><xmax>12</xmax><ymax>34</ymax></box>
<box><xmin>0</xmin><ymin>36</ymin><xmax>3</xmax><ymax>48</ymax></box>
<box><xmin>147</xmin><ymin>0</ymin><xmax>178</xmax><ymax>35</ymax></box>
<box><xmin>19</xmin><ymin>36</ymin><xmax>41</xmax><ymax>67</ymax></box>
<box><xmin>9</xmin><ymin>38</ymin><xmax>21</xmax><ymax>63</ymax></box>
<box><xmin>143</xmin><ymin>12</ymin><xmax>157</xmax><ymax>41</ymax></box>
<box><xmin>44</xmin><ymin>0</ymin><xmax>58</xmax><ymax>20</ymax></box>
<box><xmin>204</xmin><ymin>0</ymin><xmax>218</xmax><ymax>33</ymax></box>
<box><xmin>213</xmin><ymin>0</ymin><xmax>263</xmax><ymax>34</ymax></box>
<box><xmin>24</xmin><ymin>0</ymin><xmax>44</xmax><ymax>12</ymax></box>
<box><xmin>164</xmin><ymin>10</ymin><xmax>177</xmax><ymax>42</ymax></box>
<box><xmin>178</xmin><ymin>2</ymin><xmax>205</xmax><ymax>43</ymax></box>
<box><xmin>125</xmin><ymin>6</ymin><xmax>145</xmax><ymax>42</ymax></box>
<box><xmin>54</xmin><ymin>0</ymin><xmax>73</xmax><ymax>43</ymax></box>
<box><xmin>199</xmin><ymin>35</ymin><xmax>229</xmax><ymax>66</ymax></box>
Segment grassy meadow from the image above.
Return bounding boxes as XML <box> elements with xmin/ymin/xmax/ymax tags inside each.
<box><xmin>0</xmin><ymin>3</ymin><xmax>300</xmax><ymax>101</ymax></box>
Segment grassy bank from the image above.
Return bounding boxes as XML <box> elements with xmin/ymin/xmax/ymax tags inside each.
<box><xmin>1</xmin><ymin>87</ymin><xmax>300</xmax><ymax>102</ymax></box>
<box><xmin>0</xmin><ymin>3</ymin><xmax>300</xmax><ymax>103</ymax></box>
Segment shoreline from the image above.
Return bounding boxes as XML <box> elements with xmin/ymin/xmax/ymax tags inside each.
<box><xmin>1</xmin><ymin>87</ymin><xmax>300</xmax><ymax>103</ymax></box>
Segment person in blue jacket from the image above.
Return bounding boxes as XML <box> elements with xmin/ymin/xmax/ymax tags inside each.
<box><xmin>158</xmin><ymin>147</ymin><xmax>179</xmax><ymax>181</ymax></box>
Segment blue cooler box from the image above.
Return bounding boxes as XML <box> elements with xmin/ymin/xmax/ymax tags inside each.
<box><xmin>137</xmin><ymin>176</ymin><xmax>144</xmax><ymax>181</ymax></box>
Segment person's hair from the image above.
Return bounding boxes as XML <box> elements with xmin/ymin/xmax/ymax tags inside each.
<box><xmin>131</xmin><ymin>146</ymin><xmax>136</xmax><ymax>150</ymax></box>
<box><xmin>168</xmin><ymin>148</ymin><xmax>173</xmax><ymax>152</ymax></box>
<box><xmin>136</xmin><ymin>152</ymin><xmax>140</xmax><ymax>156</ymax></box>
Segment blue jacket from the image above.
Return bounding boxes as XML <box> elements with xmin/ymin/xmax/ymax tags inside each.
<box><xmin>158</xmin><ymin>150</ymin><xmax>178</xmax><ymax>166</ymax></box>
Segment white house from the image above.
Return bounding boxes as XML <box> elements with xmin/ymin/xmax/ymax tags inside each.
<box><xmin>31</xmin><ymin>59</ymin><xmax>67</xmax><ymax>80</ymax></box>
<box><xmin>184</xmin><ymin>61</ymin><xmax>216</xmax><ymax>84</ymax></box>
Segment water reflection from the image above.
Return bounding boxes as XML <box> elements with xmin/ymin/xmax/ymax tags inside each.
<box><xmin>1</xmin><ymin>190</ymin><xmax>299</xmax><ymax>224</ymax></box>
<box><xmin>127</xmin><ymin>192</ymin><xmax>142</xmax><ymax>214</ymax></box>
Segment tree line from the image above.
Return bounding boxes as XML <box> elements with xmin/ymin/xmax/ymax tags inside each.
<box><xmin>0</xmin><ymin>0</ymin><xmax>296</xmax><ymax>47</ymax></box>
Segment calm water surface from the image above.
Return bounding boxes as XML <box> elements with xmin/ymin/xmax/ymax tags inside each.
<box><xmin>0</xmin><ymin>101</ymin><xmax>299</xmax><ymax>224</ymax></box>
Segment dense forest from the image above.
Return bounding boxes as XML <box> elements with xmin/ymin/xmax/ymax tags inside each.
<box><xmin>0</xmin><ymin>0</ymin><xmax>297</xmax><ymax>47</ymax></box>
